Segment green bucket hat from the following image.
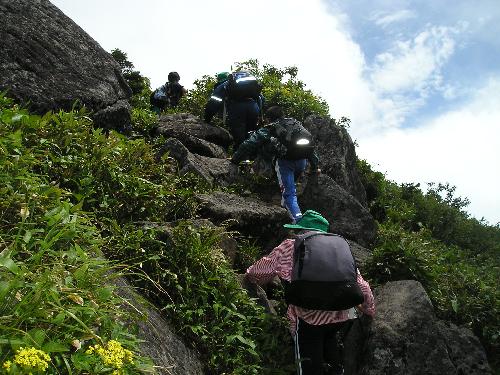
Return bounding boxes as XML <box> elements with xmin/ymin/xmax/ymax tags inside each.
<box><xmin>283</xmin><ymin>210</ymin><xmax>329</xmax><ymax>232</ymax></box>
<box><xmin>216</xmin><ymin>71</ymin><xmax>229</xmax><ymax>82</ymax></box>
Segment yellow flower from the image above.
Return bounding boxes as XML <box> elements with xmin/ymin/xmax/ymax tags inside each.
<box><xmin>13</xmin><ymin>347</ymin><xmax>50</xmax><ymax>372</ymax></box>
<box><xmin>2</xmin><ymin>360</ymin><xmax>12</xmax><ymax>371</ymax></box>
<box><xmin>86</xmin><ymin>340</ymin><xmax>134</xmax><ymax>370</ymax></box>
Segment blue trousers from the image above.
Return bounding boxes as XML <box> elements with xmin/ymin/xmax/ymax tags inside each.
<box><xmin>275</xmin><ymin>158</ymin><xmax>307</xmax><ymax>223</ymax></box>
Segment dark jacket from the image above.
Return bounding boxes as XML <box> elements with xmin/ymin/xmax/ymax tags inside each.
<box><xmin>231</xmin><ymin>120</ymin><xmax>319</xmax><ymax>169</ymax></box>
<box><xmin>204</xmin><ymin>81</ymin><xmax>264</xmax><ymax>124</ymax></box>
<box><xmin>204</xmin><ymin>80</ymin><xmax>227</xmax><ymax>123</ymax></box>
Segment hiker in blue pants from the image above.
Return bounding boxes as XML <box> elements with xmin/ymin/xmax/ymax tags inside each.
<box><xmin>231</xmin><ymin>106</ymin><xmax>321</xmax><ymax>223</ymax></box>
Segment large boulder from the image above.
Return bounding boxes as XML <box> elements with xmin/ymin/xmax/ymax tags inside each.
<box><xmin>348</xmin><ymin>240</ymin><xmax>371</xmax><ymax>273</ymax></box>
<box><xmin>360</xmin><ymin>280</ymin><xmax>491</xmax><ymax>375</ymax></box>
<box><xmin>196</xmin><ymin>191</ymin><xmax>290</xmax><ymax>248</ymax></box>
<box><xmin>155</xmin><ymin>113</ymin><xmax>233</xmax><ymax>149</ymax></box>
<box><xmin>0</xmin><ymin>0</ymin><xmax>132</xmax><ymax>130</ymax></box>
<box><xmin>304</xmin><ymin>115</ymin><xmax>367</xmax><ymax>206</ymax></box>
<box><xmin>300</xmin><ymin>174</ymin><xmax>376</xmax><ymax>247</ymax></box>
<box><xmin>161</xmin><ymin>138</ymin><xmax>235</xmax><ymax>186</ymax></box>
<box><xmin>114</xmin><ymin>277</ymin><xmax>204</xmax><ymax>375</ymax></box>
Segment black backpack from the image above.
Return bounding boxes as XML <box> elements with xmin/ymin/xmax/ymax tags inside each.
<box><xmin>273</xmin><ymin>118</ymin><xmax>315</xmax><ymax>160</ymax></box>
<box><xmin>226</xmin><ymin>71</ymin><xmax>262</xmax><ymax>100</ymax></box>
<box><xmin>284</xmin><ymin>231</ymin><xmax>364</xmax><ymax>311</ymax></box>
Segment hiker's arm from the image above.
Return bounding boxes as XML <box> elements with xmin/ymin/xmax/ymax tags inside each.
<box><xmin>246</xmin><ymin>239</ymin><xmax>292</xmax><ymax>285</ymax></box>
<box><xmin>231</xmin><ymin>128</ymin><xmax>268</xmax><ymax>164</ymax></box>
<box><xmin>357</xmin><ymin>272</ymin><xmax>375</xmax><ymax>317</ymax></box>
<box><xmin>204</xmin><ymin>84</ymin><xmax>225</xmax><ymax>123</ymax></box>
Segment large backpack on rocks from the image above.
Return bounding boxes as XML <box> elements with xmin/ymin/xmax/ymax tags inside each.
<box><xmin>226</xmin><ymin>71</ymin><xmax>262</xmax><ymax>100</ymax></box>
<box><xmin>284</xmin><ymin>231</ymin><xmax>364</xmax><ymax>311</ymax></box>
<box><xmin>273</xmin><ymin>118</ymin><xmax>315</xmax><ymax>160</ymax></box>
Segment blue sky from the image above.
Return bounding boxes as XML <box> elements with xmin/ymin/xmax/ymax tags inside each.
<box><xmin>324</xmin><ymin>0</ymin><xmax>500</xmax><ymax>128</ymax></box>
<box><xmin>51</xmin><ymin>0</ymin><xmax>500</xmax><ymax>224</ymax></box>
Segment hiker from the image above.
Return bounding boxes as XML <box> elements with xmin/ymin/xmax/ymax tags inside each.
<box><xmin>245</xmin><ymin>210</ymin><xmax>376</xmax><ymax>375</ymax></box>
<box><xmin>231</xmin><ymin>106</ymin><xmax>320</xmax><ymax>224</ymax></box>
<box><xmin>204</xmin><ymin>71</ymin><xmax>264</xmax><ymax>149</ymax></box>
<box><xmin>150</xmin><ymin>71</ymin><xmax>187</xmax><ymax>114</ymax></box>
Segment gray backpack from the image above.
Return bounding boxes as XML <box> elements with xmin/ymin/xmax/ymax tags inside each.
<box><xmin>284</xmin><ymin>231</ymin><xmax>364</xmax><ymax>310</ymax></box>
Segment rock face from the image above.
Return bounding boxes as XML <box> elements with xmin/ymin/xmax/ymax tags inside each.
<box><xmin>305</xmin><ymin>115</ymin><xmax>367</xmax><ymax>206</ymax></box>
<box><xmin>360</xmin><ymin>280</ymin><xmax>491</xmax><ymax>375</ymax></box>
<box><xmin>301</xmin><ymin>174</ymin><xmax>376</xmax><ymax>247</ymax></box>
<box><xmin>155</xmin><ymin>113</ymin><xmax>233</xmax><ymax>149</ymax></box>
<box><xmin>114</xmin><ymin>278</ymin><xmax>204</xmax><ymax>375</ymax></box>
<box><xmin>161</xmin><ymin>138</ymin><xmax>235</xmax><ymax>186</ymax></box>
<box><xmin>0</xmin><ymin>0</ymin><xmax>131</xmax><ymax>130</ymax></box>
<box><xmin>196</xmin><ymin>191</ymin><xmax>290</xmax><ymax>248</ymax></box>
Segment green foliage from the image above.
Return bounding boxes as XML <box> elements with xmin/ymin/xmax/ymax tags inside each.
<box><xmin>359</xmin><ymin>159</ymin><xmax>500</xmax><ymax>369</ymax></box>
<box><xmin>0</xmin><ymin>94</ymin><xmax>151</xmax><ymax>373</ymax></box>
<box><xmin>234</xmin><ymin>59</ymin><xmax>329</xmax><ymax>120</ymax></box>
<box><xmin>1</xmin><ymin>92</ymin><xmax>294</xmax><ymax>374</ymax></box>
<box><xmin>176</xmin><ymin>74</ymin><xmax>218</xmax><ymax>119</ymax></box>
<box><xmin>105</xmin><ymin>223</ymin><xmax>294</xmax><ymax>374</ymax></box>
<box><xmin>111</xmin><ymin>48</ymin><xmax>150</xmax><ymax>96</ymax></box>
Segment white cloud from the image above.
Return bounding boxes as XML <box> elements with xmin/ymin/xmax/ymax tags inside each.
<box><xmin>357</xmin><ymin>77</ymin><xmax>500</xmax><ymax>225</ymax></box>
<box><xmin>370</xmin><ymin>26</ymin><xmax>458</xmax><ymax>94</ymax></box>
<box><xmin>372</xmin><ymin>9</ymin><xmax>417</xmax><ymax>27</ymax></box>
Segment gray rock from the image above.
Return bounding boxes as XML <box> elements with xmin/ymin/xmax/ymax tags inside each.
<box><xmin>161</xmin><ymin>138</ymin><xmax>235</xmax><ymax>186</ymax></box>
<box><xmin>159</xmin><ymin>129</ymin><xmax>228</xmax><ymax>158</ymax></box>
<box><xmin>0</xmin><ymin>0</ymin><xmax>132</xmax><ymax>130</ymax></box>
<box><xmin>360</xmin><ymin>280</ymin><xmax>491</xmax><ymax>375</ymax></box>
<box><xmin>155</xmin><ymin>113</ymin><xmax>232</xmax><ymax>148</ymax></box>
<box><xmin>300</xmin><ymin>174</ymin><xmax>376</xmax><ymax>247</ymax></box>
<box><xmin>114</xmin><ymin>277</ymin><xmax>204</xmax><ymax>375</ymax></box>
<box><xmin>348</xmin><ymin>240</ymin><xmax>371</xmax><ymax>273</ymax></box>
<box><xmin>304</xmin><ymin>115</ymin><xmax>367</xmax><ymax>206</ymax></box>
<box><xmin>196</xmin><ymin>191</ymin><xmax>290</xmax><ymax>245</ymax></box>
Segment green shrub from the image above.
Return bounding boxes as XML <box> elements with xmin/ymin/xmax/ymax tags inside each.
<box><xmin>0</xmin><ymin>95</ymin><xmax>152</xmax><ymax>374</ymax></box>
<box><xmin>105</xmin><ymin>222</ymin><xmax>294</xmax><ymax>374</ymax></box>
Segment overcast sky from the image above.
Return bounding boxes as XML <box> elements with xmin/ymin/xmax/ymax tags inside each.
<box><xmin>51</xmin><ymin>0</ymin><xmax>500</xmax><ymax>225</ymax></box>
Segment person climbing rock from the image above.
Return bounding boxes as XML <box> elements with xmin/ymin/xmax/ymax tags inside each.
<box><xmin>204</xmin><ymin>70</ymin><xmax>264</xmax><ymax>150</ymax></box>
<box><xmin>245</xmin><ymin>210</ymin><xmax>376</xmax><ymax>375</ymax></box>
<box><xmin>150</xmin><ymin>71</ymin><xmax>187</xmax><ymax>114</ymax></box>
<box><xmin>231</xmin><ymin>106</ymin><xmax>320</xmax><ymax>223</ymax></box>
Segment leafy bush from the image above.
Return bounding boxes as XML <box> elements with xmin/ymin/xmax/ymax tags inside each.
<box><xmin>359</xmin><ymin>159</ymin><xmax>500</xmax><ymax>369</ymax></box>
<box><xmin>0</xmin><ymin>94</ymin><xmax>151</xmax><ymax>374</ymax></box>
<box><xmin>105</xmin><ymin>222</ymin><xmax>294</xmax><ymax>374</ymax></box>
<box><xmin>1</xmin><ymin>93</ymin><xmax>296</xmax><ymax>374</ymax></box>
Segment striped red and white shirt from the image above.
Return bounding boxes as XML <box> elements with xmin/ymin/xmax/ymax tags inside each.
<box><xmin>246</xmin><ymin>238</ymin><xmax>376</xmax><ymax>333</ymax></box>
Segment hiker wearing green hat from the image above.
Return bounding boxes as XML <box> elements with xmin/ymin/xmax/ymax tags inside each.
<box><xmin>245</xmin><ymin>210</ymin><xmax>376</xmax><ymax>375</ymax></box>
